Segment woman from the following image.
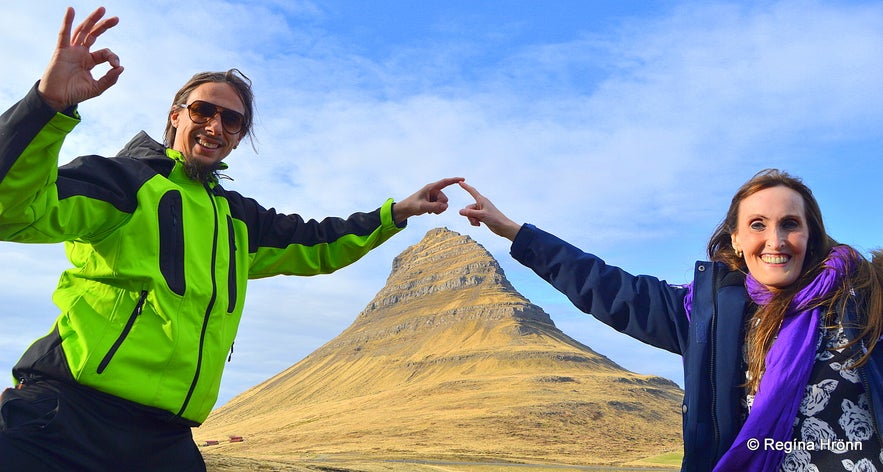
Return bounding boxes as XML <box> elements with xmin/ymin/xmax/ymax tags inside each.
<box><xmin>459</xmin><ymin>169</ymin><xmax>883</xmax><ymax>471</ymax></box>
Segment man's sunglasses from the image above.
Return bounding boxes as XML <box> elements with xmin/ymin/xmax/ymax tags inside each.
<box><xmin>178</xmin><ymin>101</ymin><xmax>245</xmax><ymax>134</ymax></box>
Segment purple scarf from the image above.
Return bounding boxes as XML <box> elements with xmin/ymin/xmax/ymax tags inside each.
<box><xmin>712</xmin><ymin>246</ymin><xmax>854</xmax><ymax>471</ymax></box>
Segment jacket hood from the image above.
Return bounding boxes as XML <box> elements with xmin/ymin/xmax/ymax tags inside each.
<box><xmin>116</xmin><ymin>131</ymin><xmax>166</xmax><ymax>159</ymax></box>
<box><xmin>116</xmin><ymin>131</ymin><xmax>230</xmax><ymax>185</ymax></box>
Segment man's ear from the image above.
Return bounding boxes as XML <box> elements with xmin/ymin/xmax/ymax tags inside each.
<box><xmin>169</xmin><ymin>107</ymin><xmax>181</xmax><ymax>128</ymax></box>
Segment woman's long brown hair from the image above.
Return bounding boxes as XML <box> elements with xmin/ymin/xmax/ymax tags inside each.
<box><xmin>707</xmin><ymin>169</ymin><xmax>883</xmax><ymax>395</ymax></box>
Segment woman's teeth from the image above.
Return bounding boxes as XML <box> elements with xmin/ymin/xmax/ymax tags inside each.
<box><xmin>761</xmin><ymin>254</ymin><xmax>790</xmax><ymax>264</ymax></box>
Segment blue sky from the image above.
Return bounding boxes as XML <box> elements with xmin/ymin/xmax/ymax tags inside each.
<box><xmin>1</xmin><ymin>0</ymin><xmax>881</xmax><ymax>408</ymax></box>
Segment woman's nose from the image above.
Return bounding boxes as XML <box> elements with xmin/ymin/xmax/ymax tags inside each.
<box><xmin>766</xmin><ymin>229</ymin><xmax>786</xmax><ymax>248</ymax></box>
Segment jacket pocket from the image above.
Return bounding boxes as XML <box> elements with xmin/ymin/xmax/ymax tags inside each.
<box><xmin>226</xmin><ymin>216</ymin><xmax>238</xmax><ymax>313</ymax></box>
<box><xmin>158</xmin><ymin>190</ymin><xmax>186</xmax><ymax>296</ymax></box>
<box><xmin>96</xmin><ymin>290</ymin><xmax>148</xmax><ymax>374</ymax></box>
<box><xmin>0</xmin><ymin>386</ymin><xmax>59</xmax><ymax>434</ymax></box>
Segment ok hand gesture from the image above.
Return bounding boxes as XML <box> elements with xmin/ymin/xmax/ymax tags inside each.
<box><xmin>38</xmin><ymin>7</ymin><xmax>124</xmax><ymax>111</ymax></box>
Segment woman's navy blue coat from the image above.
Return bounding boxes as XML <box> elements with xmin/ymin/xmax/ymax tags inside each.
<box><xmin>510</xmin><ymin>224</ymin><xmax>883</xmax><ymax>471</ymax></box>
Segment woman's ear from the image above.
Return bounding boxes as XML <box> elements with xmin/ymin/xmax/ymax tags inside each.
<box><xmin>731</xmin><ymin>233</ymin><xmax>742</xmax><ymax>257</ymax></box>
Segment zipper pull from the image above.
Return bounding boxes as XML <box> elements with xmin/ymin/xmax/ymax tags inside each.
<box><xmin>136</xmin><ymin>290</ymin><xmax>148</xmax><ymax>315</ymax></box>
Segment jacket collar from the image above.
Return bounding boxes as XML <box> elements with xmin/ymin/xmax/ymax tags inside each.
<box><xmin>115</xmin><ymin>131</ymin><xmax>228</xmax><ymax>185</ymax></box>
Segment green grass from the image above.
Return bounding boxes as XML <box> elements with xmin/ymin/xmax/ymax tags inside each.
<box><xmin>633</xmin><ymin>451</ymin><xmax>683</xmax><ymax>466</ymax></box>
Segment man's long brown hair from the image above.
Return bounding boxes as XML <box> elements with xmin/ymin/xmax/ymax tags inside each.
<box><xmin>707</xmin><ymin>169</ymin><xmax>883</xmax><ymax>395</ymax></box>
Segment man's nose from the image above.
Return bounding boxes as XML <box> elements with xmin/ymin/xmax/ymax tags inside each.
<box><xmin>204</xmin><ymin>112</ymin><xmax>224</xmax><ymax>134</ymax></box>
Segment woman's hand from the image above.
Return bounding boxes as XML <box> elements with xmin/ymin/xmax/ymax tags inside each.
<box><xmin>458</xmin><ymin>181</ymin><xmax>521</xmax><ymax>241</ymax></box>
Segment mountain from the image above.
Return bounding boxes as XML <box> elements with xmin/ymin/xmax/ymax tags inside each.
<box><xmin>195</xmin><ymin>228</ymin><xmax>684</xmax><ymax>467</ymax></box>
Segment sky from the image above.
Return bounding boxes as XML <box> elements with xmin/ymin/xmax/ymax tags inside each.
<box><xmin>1</xmin><ymin>0</ymin><xmax>881</xmax><ymax>409</ymax></box>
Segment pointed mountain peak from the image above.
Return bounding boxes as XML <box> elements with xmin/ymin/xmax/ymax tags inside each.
<box><xmin>389</xmin><ymin>226</ymin><xmax>510</xmax><ymax>283</ymax></box>
<box><xmin>363</xmin><ymin>226</ymin><xmax>534</xmax><ymax>322</ymax></box>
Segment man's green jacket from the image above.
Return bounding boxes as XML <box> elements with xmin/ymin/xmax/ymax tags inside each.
<box><xmin>0</xmin><ymin>85</ymin><xmax>404</xmax><ymax>424</ymax></box>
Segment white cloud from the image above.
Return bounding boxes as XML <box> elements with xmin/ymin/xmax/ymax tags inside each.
<box><xmin>1</xmin><ymin>0</ymin><xmax>881</xmax><ymax>407</ymax></box>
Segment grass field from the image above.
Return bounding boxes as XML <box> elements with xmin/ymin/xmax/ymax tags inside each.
<box><xmin>628</xmin><ymin>452</ymin><xmax>683</xmax><ymax>467</ymax></box>
<box><xmin>203</xmin><ymin>452</ymin><xmax>683</xmax><ymax>471</ymax></box>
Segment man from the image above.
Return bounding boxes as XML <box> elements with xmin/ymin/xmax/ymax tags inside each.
<box><xmin>0</xmin><ymin>7</ymin><xmax>462</xmax><ymax>471</ymax></box>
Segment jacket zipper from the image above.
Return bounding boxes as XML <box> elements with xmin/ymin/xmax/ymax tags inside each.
<box><xmin>176</xmin><ymin>184</ymin><xmax>220</xmax><ymax>418</ymax></box>
<box><xmin>859</xmin><ymin>354</ymin><xmax>883</xmax><ymax>448</ymax></box>
<box><xmin>226</xmin><ymin>216</ymin><xmax>238</xmax><ymax>313</ymax></box>
<box><xmin>709</xmin><ymin>263</ymin><xmax>721</xmax><ymax>460</ymax></box>
<box><xmin>97</xmin><ymin>290</ymin><xmax>148</xmax><ymax>374</ymax></box>
<box><xmin>842</xmin><ymin>290</ymin><xmax>883</xmax><ymax>449</ymax></box>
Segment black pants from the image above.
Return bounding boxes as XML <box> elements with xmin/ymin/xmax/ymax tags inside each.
<box><xmin>0</xmin><ymin>378</ymin><xmax>205</xmax><ymax>472</ymax></box>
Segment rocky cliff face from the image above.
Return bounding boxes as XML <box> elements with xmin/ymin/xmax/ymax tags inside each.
<box><xmin>196</xmin><ymin>228</ymin><xmax>683</xmax><ymax>466</ymax></box>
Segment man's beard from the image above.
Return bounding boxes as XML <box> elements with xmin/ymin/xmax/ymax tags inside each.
<box><xmin>182</xmin><ymin>158</ymin><xmax>223</xmax><ymax>184</ymax></box>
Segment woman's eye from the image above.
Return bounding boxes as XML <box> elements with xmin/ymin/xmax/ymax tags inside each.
<box><xmin>782</xmin><ymin>219</ymin><xmax>801</xmax><ymax>230</ymax></box>
<box><xmin>750</xmin><ymin>221</ymin><xmax>765</xmax><ymax>231</ymax></box>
